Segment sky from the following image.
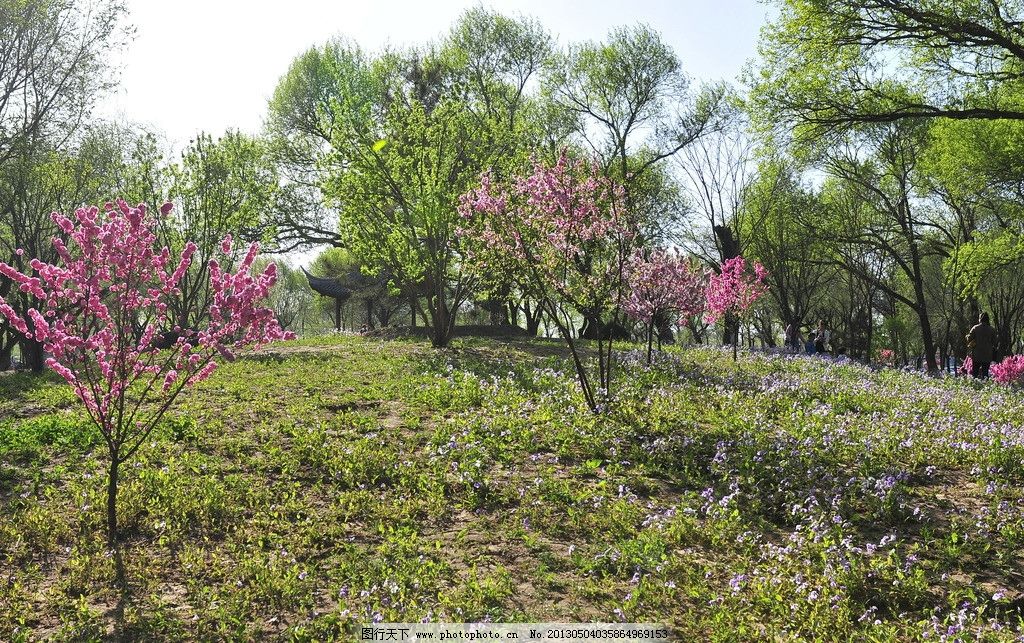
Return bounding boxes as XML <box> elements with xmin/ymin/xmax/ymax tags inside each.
<box><xmin>100</xmin><ymin>0</ymin><xmax>771</xmax><ymax>149</ymax></box>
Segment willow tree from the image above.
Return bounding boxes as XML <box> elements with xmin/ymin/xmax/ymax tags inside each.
<box><xmin>544</xmin><ymin>24</ymin><xmax>722</xmax><ymax>338</ymax></box>
<box><xmin>0</xmin><ymin>0</ymin><xmax>127</xmax><ymax>165</ymax></box>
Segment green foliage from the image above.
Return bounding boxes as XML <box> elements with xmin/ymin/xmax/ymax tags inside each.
<box><xmin>0</xmin><ymin>0</ymin><xmax>128</xmax><ymax>166</ymax></box>
<box><xmin>740</xmin><ymin>160</ymin><xmax>833</xmax><ymax>325</ymax></box>
<box><xmin>161</xmin><ymin>130</ymin><xmax>279</xmax><ymax>329</ymax></box>
<box><xmin>950</xmin><ymin>232</ymin><xmax>1024</xmax><ymax>299</ymax></box>
<box><xmin>749</xmin><ymin>0</ymin><xmax>1024</xmax><ymax>142</ymax></box>
<box><xmin>271</xmin><ymin>20</ymin><xmax>556</xmax><ymax>345</ymax></box>
<box><xmin>166</xmin><ymin>130</ymin><xmax>277</xmax><ymax>251</ymax></box>
<box><xmin>545</xmin><ymin>22</ymin><xmax>723</xmax><ymax>189</ymax></box>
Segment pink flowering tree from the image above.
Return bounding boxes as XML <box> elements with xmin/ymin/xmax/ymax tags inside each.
<box><xmin>704</xmin><ymin>256</ymin><xmax>768</xmax><ymax>360</ymax></box>
<box><xmin>0</xmin><ymin>200</ymin><xmax>293</xmax><ymax>544</ymax></box>
<box><xmin>991</xmin><ymin>355</ymin><xmax>1024</xmax><ymax>386</ymax></box>
<box><xmin>877</xmin><ymin>348</ymin><xmax>896</xmax><ymax>367</ymax></box>
<box><xmin>623</xmin><ymin>249</ymin><xmax>707</xmax><ymax>364</ymax></box>
<box><xmin>960</xmin><ymin>356</ymin><xmax>974</xmax><ymax>377</ymax></box>
<box><xmin>459</xmin><ymin>152</ymin><xmax>635</xmax><ymax>413</ymax></box>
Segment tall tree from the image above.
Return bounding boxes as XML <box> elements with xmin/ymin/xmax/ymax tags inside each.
<box><xmin>0</xmin><ymin>0</ymin><xmax>127</xmax><ymax>165</ymax></box>
<box><xmin>265</xmin><ymin>40</ymin><xmax>375</xmax><ymax>251</ymax></box>
<box><xmin>545</xmin><ymin>24</ymin><xmax>721</xmax><ymax>337</ymax></box>
<box><xmin>816</xmin><ymin>122</ymin><xmax>944</xmax><ymax>371</ymax></box>
<box><xmin>751</xmin><ymin>0</ymin><xmax>1024</xmax><ymax>140</ymax></box>
<box><xmin>741</xmin><ymin>161</ymin><xmax>834</xmax><ymax>333</ymax></box>
<box><xmin>0</xmin><ymin>0</ymin><xmax>128</xmax><ymax>370</ymax></box>
<box><xmin>269</xmin><ymin>11</ymin><xmax>555</xmax><ymax>347</ymax></box>
<box><xmin>161</xmin><ymin>131</ymin><xmax>279</xmax><ymax>334</ymax></box>
<box><xmin>545</xmin><ymin>24</ymin><xmax>721</xmax><ymax>187</ymax></box>
<box><xmin>324</xmin><ymin>85</ymin><xmax>482</xmax><ymax>348</ymax></box>
<box><xmin>676</xmin><ymin>114</ymin><xmax>760</xmax><ymax>265</ymax></box>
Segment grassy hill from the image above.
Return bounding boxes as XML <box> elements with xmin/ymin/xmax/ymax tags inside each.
<box><xmin>2</xmin><ymin>335</ymin><xmax>1024</xmax><ymax>640</ymax></box>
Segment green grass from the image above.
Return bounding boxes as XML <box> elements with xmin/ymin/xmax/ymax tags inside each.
<box><xmin>2</xmin><ymin>335</ymin><xmax>1024</xmax><ymax>640</ymax></box>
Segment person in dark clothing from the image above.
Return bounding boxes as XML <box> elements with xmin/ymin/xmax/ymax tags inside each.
<box><xmin>966</xmin><ymin>312</ymin><xmax>998</xmax><ymax>379</ymax></box>
<box><xmin>784</xmin><ymin>319</ymin><xmax>803</xmax><ymax>352</ymax></box>
<box><xmin>814</xmin><ymin>319</ymin><xmax>830</xmax><ymax>355</ymax></box>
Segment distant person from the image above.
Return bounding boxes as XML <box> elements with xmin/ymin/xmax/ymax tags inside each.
<box><xmin>784</xmin><ymin>321</ymin><xmax>802</xmax><ymax>352</ymax></box>
<box><xmin>814</xmin><ymin>320</ymin><xmax>830</xmax><ymax>355</ymax></box>
<box><xmin>966</xmin><ymin>312</ymin><xmax>997</xmax><ymax>379</ymax></box>
<box><xmin>806</xmin><ymin>330</ymin><xmax>817</xmax><ymax>354</ymax></box>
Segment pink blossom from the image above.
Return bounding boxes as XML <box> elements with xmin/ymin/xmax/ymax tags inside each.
<box><xmin>0</xmin><ymin>199</ymin><xmax>293</xmax><ymax>458</ymax></box>
<box><xmin>162</xmin><ymin>370</ymin><xmax>178</xmax><ymax>392</ymax></box>
<box><xmin>623</xmin><ymin>249</ymin><xmax>707</xmax><ymax>325</ymax></box>
<box><xmin>459</xmin><ymin>150</ymin><xmax>634</xmax><ymax>411</ymax></box>
<box><xmin>704</xmin><ymin>256</ymin><xmax>768</xmax><ymax>324</ymax></box>
<box><xmin>960</xmin><ymin>356</ymin><xmax>973</xmax><ymax>376</ymax></box>
<box><xmin>458</xmin><ymin>150</ymin><xmax>634</xmax><ymax>313</ymax></box>
<box><xmin>991</xmin><ymin>355</ymin><xmax>1024</xmax><ymax>385</ymax></box>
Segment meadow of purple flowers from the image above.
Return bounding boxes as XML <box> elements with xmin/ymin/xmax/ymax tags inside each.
<box><xmin>2</xmin><ymin>336</ymin><xmax>1023</xmax><ymax>639</ymax></box>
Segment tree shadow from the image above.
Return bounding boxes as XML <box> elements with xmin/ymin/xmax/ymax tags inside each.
<box><xmin>0</xmin><ymin>370</ymin><xmax>67</xmax><ymax>420</ymax></box>
<box><xmin>107</xmin><ymin>543</ymin><xmax>136</xmax><ymax>642</ymax></box>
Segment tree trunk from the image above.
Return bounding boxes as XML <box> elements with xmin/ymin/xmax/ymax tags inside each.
<box><xmin>525</xmin><ymin>302</ymin><xmax>542</xmax><ymax>336</ymax></box>
<box><xmin>995</xmin><ymin>317</ymin><xmax>1011</xmax><ymax>363</ymax></box>
<box><xmin>365</xmin><ymin>298</ymin><xmax>375</xmax><ymax>330</ymax></box>
<box><xmin>0</xmin><ymin>340</ymin><xmax>12</xmax><ymax>371</ymax></box>
<box><xmin>655</xmin><ymin>312</ymin><xmax>674</xmax><ymax>346</ymax></box>
<box><xmin>580</xmin><ymin>312</ymin><xmax>601</xmax><ymax>340</ymax></box>
<box><xmin>733</xmin><ymin>324</ymin><xmax>739</xmax><ymax>361</ymax></box>
<box><xmin>646</xmin><ymin>323</ymin><xmax>654</xmax><ymax>365</ymax></box>
<box><xmin>866</xmin><ymin>315</ymin><xmax>874</xmax><ymax>362</ymax></box>
<box><xmin>22</xmin><ymin>338</ymin><xmax>44</xmax><ymax>373</ymax></box>
<box><xmin>486</xmin><ymin>298</ymin><xmax>508</xmax><ymax>326</ymax></box>
<box><xmin>428</xmin><ymin>281</ymin><xmax>452</xmax><ymax>348</ymax></box>
<box><xmin>722</xmin><ymin>317</ymin><xmax>738</xmax><ymax>348</ymax></box>
<box><xmin>107</xmin><ymin>457</ymin><xmax>120</xmax><ymax>546</ymax></box>
<box><xmin>919</xmin><ymin>309</ymin><xmax>937</xmax><ymax>372</ymax></box>
<box><xmin>909</xmin><ymin>264</ymin><xmax>937</xmax><ymax>372</ymax></box>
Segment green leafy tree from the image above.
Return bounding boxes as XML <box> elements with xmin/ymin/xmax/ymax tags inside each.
<box><xmin>741</xmin><ymin>161</ymin><xmax>834</xmax><ymax>335</ymax></box>
<box><xmin>266</xmin><ymin>39</ymin><xmax>376</xmax><ymax>250</ymax></box>
<box><xmin>545</xmin><ymin>24</ymin><xmax>721</xmax><ymax>187</ymax></box>
<box><xmin>162</xmin><ymin>131</ymin><xmax>279</xmax><ymax>332</ymax></box>
<box><xmin>270</xmin><ymin>11</ymin><xmax>555</xmax><ymax>347</ymax></box>
<box><xmin>325</xmin><ymin>92</ymin><xmax>483</xmax><ymax>347</ymax></box>
<box><xmin>545</xmin><ymin>24</ymin><xmax>722</xmax><ymax>338</ymax></box>
<box><xmin>0</xmin><ymin>0</ymin><xmax>128</xmax><ymax>370</ymax></box>
<box><xmin>815</xmin><ymin>122</ymin><xmax>945</xmax><ymax>370</ymax></box>
<box><xmin>751</xmin><ymin>0</ymin><xmax>1024</xmax><ymax>141</ymax></box>
<box><xmin>0</xmin><ymin>0</ymin><xmax>127</xmax><ymax>165</ymax></box>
